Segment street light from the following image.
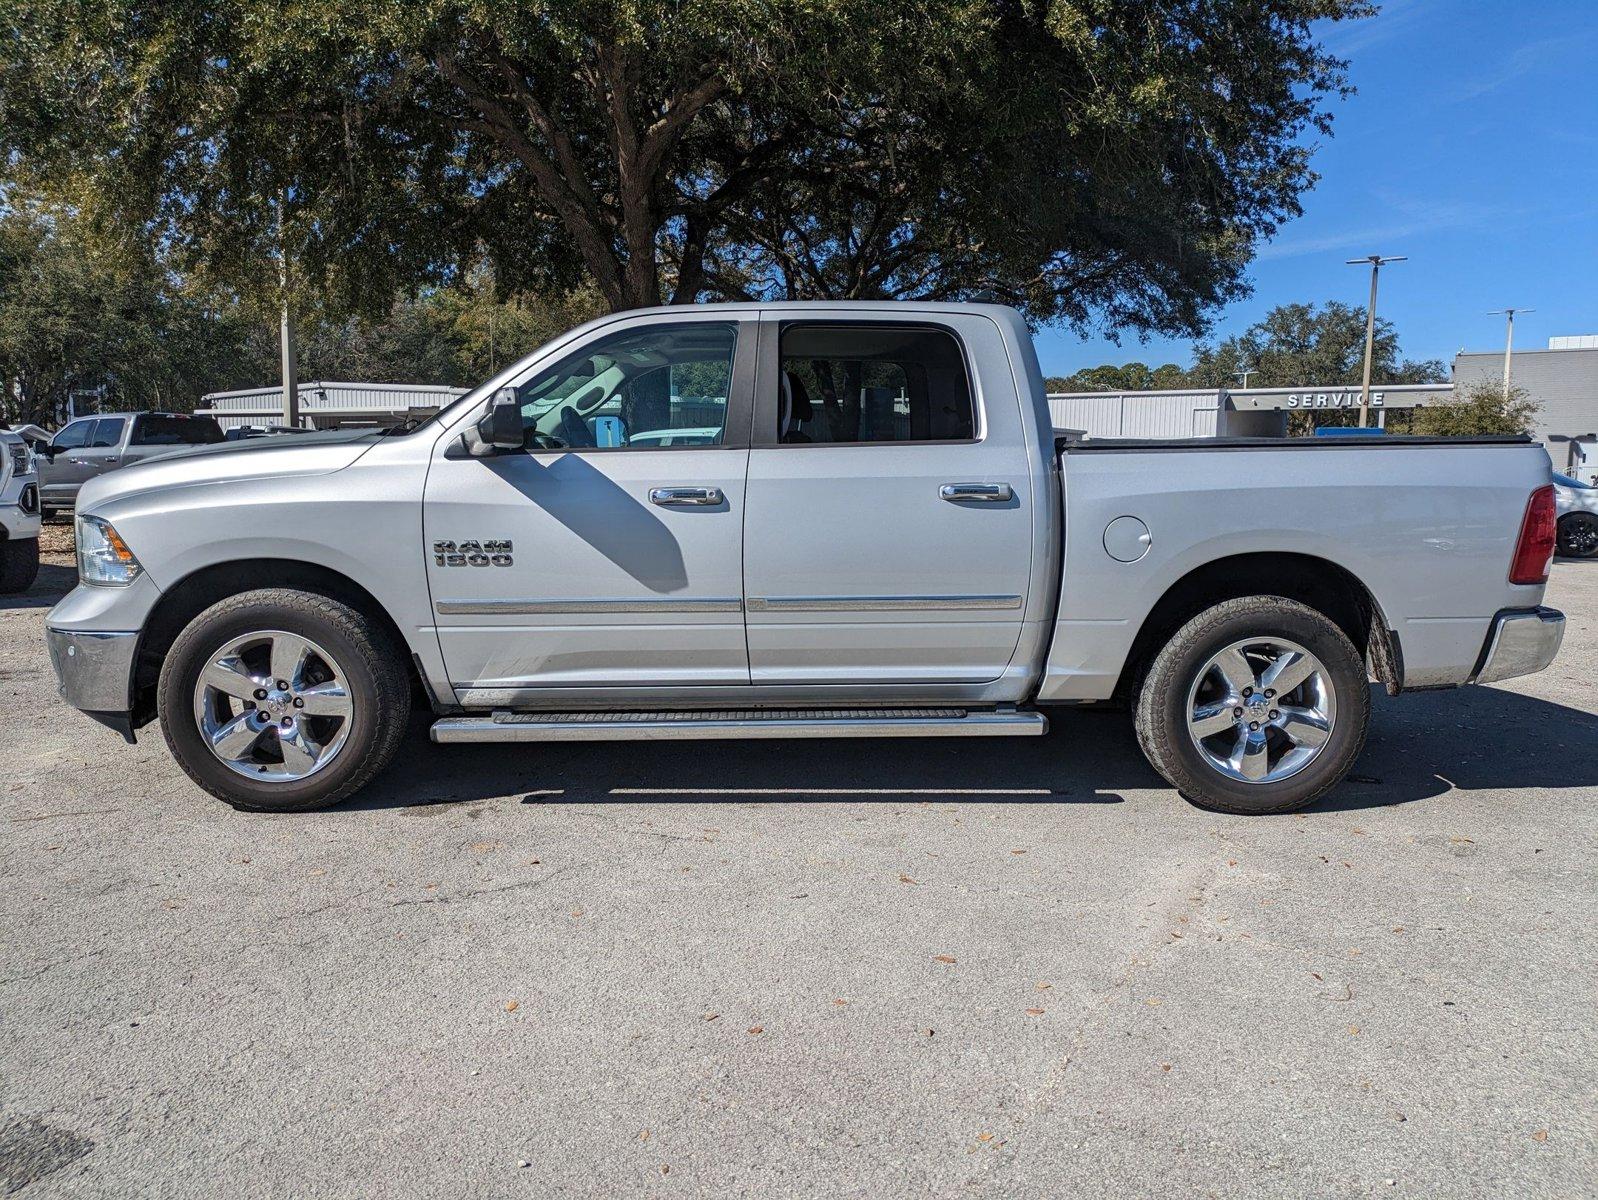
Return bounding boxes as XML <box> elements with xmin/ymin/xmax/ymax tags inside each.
<box><xmin>1346</xmin><ymin>255</ymin><xmax>1407</xmax><ymax>427</ymax></box>
<box><xmin>1234</xmin><ymin>363</ymin><xmax>1258</xmax><ymax>390</ymax></box>
<box><xmin>1488</xmin><ymin>308</ymin><xmax>1534</xmax><ymax>399</ymax></box>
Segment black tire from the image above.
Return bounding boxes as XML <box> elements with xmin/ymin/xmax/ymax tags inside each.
<box><xmin>1557</xmin><ymin>512</ymin><xmax>1598</xmax><ymax>559</ymax></box>
<box><xmin>0</xmin><ymin>537</ymin><xmax>40</xmax><ymax>594</ymax></box>
<box><xmin>157</xmin><ymin>588</ymin><xmax>410</xmax><ymax>812</ymax></box>
<box><xmin>1134</xmin><ymin>596</ymin><xmax>1371</xmax><ymax>815</ymax></box>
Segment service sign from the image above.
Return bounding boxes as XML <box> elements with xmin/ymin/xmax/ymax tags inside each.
<box><xmin>1284</xmin><ymin>390</ymin><xmax>1383</xmax><ymax>409</ymax></box>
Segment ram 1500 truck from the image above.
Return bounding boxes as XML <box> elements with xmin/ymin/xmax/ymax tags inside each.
<box><xmin>44</xmin><ymin>303</ymin><xmax>1566</xmax><ymax>815</ymax></box>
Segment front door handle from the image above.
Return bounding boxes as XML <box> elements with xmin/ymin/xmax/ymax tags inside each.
<box><xmin>649</xmin><ymin>486</ymin><xmax>724</xmax><ymax>507</ymax></box>
<box><xmin>940</xmin><ymin>482</ymin><xmax>1013</xmax><ymax>503</ymax></box>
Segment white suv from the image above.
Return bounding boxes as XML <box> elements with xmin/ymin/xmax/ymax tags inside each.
<box><xmin>0</xmin><ymin>428</ymin><xmax>42</xmax><ymax>592</ymax></box>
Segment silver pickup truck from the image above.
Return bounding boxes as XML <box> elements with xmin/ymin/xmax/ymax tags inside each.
<box><xmin>44</xmin><ymin>303</ymin><xmax>1566</xmax><ymax>815</ymax></box>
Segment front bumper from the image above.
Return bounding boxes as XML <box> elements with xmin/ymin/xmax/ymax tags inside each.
<box><xmin>46</xmin><ymin>626</ymin><xmax>139</xmax><ymax>715</ymax></box>
<box><xmin>1472</xmin><ymin>606</ymin><xmax>1566</xmax><ymax>685</ymax></box>
<box><xmin>1</xmin><ymin>483</ymin><xmax>41</xmax><ymax>540</ymax></box>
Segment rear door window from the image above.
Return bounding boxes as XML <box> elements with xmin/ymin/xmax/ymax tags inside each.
<box><xmin>88</xmin><ymin>418</ymin><xmax>126</xmax><ymax>448</ymax></box>
<box><xmin>776</xmin><ymin>325</ymin><xmax>975</xmax><ymax>444</ymax></box>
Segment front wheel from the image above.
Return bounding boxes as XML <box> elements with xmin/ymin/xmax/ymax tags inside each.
<box><xmin>1557</xmin><ymin>513</ymin><xmax>1598</xmax><ymax>559</ymax></box>
<box><xmin>158</xmin><ymin>588</ymin><xmax>410</xmax><ymax>812</ymax></box>
<box><xmin>1134</xmin><ymin>596</ymin><xmax>1371</xmax><ymax>815</ymax></box>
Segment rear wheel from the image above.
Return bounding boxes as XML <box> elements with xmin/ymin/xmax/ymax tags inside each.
<box><xmin>1557</xmin><ymin>512</ymin><xmax>1598</xmax><ymax>558</ymax></box>
<box><xmin>1134</xmin><ymin>596</ymin><xmax>1370</xmax><ymax>815</ymax></box>
<box><xmin>0</xmin><ymin>537</ymin><xmax>40</xmax><ymax>594</ymax></box>
<box><xmin>158</xmin><ymin>588</ymin><xmax>409</xmax><ymax>812</ymax></box>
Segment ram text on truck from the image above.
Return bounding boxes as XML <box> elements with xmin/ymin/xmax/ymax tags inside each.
<box><xmin>44</xmin><ymin>303</ymin><xmax>1565</xmax><ymax>814</ymax></box>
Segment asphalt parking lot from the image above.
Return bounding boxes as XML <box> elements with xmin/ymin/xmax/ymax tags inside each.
<box><xmin>2</xmin><ymin>535</ymin><xmax>1594</xmax><ymax>1199</ymax></box>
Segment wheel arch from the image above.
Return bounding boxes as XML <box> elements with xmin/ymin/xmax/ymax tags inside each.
<box><xmin>1114</xmin><ymin>551</ymin><xmax>1401</xmax><ymax>703</ymax></box>
<box><xmin>132</xmin><ymin>559</ymin><xmax>423</xmax><ymax>729</ymax></box>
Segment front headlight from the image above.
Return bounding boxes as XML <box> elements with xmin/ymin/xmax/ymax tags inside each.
<box><xmin>76</xmin><ymin>515</ymin><xmax>144</xmax><ymax>586</ymax></box>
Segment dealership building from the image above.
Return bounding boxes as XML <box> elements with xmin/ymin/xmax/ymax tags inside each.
<box><xmin>1453</xmin><ymin>335</ymin><xmax>1598</xmax><ymax>476</ymax></box>
<box><xmin>1047</xmin><ymin>382</ymin><xmax>1454</xmax><ymax>440</ymax></box>
<box><xmin>197</xmin><ymin>381</ymin><xmax>468</xmax><ymax>432</ymax></box>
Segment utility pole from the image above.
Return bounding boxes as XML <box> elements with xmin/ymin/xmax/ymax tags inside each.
<box><xmin>1234</xmin><ymin>364</ymin><xmax>1257</xmax><ymax>390</ymax></box>
<box><xmin>1346</xmin><ymin>254</ymin><xmax>1407</xmax><ymax>427</ymax></box>
<box><xmin>1488</xmin><ymin>308</ymin><xmax>1533</xmax><ymax>399</ymax></box>
<box><xmin>277</xmin><ymin>195</ymin><xmax>300</xmax><ymax>429</ymax></box>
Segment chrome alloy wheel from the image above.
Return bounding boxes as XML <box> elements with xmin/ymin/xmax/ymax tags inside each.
<box><xmin>191</xmin><ymin>630</ymin><xmax>354</xmax><ymax>782</ymax></box>
<box><xmin>1184</xmin><ymin>637</ymin><xmax>1337</xmax><ymax>785</ymax></box>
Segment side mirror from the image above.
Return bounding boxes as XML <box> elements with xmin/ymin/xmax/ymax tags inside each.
<box><xmin>480</xmin><ymin>388</ymin><xmax>524</xmax><ymax>452</ymax></box>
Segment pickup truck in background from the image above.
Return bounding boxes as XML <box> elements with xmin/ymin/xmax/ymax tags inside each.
<box><xmin>44</xmin><ymin>303</ymin><xmax>1566</xmax><ymax>815</ymax></box>
<box><xmin>35</xmin><ymin>411</ymin><xmax>225</xmax><ymax>517</ymax></box>
<box><xmin>0</xmin><ymin>427</ymin><xmax>42</xmax><ymax>593</ymax></box>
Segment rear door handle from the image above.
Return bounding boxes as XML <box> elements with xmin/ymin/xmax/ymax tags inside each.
<box><xmin>649</xmin><ymin>486</ymin><xmax>724</xmax><ymax>507</ymax></box>
<box><xmin>940</xmin><ymin>482</ymin><xmax>1012</xmax><ymax>503</ymax></box>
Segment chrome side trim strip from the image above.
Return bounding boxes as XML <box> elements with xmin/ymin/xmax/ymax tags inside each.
<box><xmin>745</xmin><ymin>594</ymin><xmax>1025</xmax><ymax>613</ymax></box>
<box><xmin>431</xmin><ymin>710</ymin><xmax>1048</xmax><ymax>743</ymax></box>
<box><xmin>436</xmin><ymin>597</ymin><xmax>744</xmax><ymax>615</ymax></box>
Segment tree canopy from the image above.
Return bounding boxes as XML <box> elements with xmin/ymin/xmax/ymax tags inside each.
<box><xmin>1045</xmin><ymin>301</ymin><xmax>1445</xmax><ymax>396</ymax></box>
<box><xmin>1</xmin><ymin>0</ymin><xmax>1370</xmax><ymax>335</ymax></box>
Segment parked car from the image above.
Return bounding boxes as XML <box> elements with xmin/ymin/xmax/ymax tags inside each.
<box><xmin>0</xmin><ymin>427</ymin><xmax>42</xmax><ymax>592</ymax></box>
<box><xmin>1554</xmin><ymin>472</ymin><xmax>1598</xmax><ymax>558</ymax></box>
<box><xmin>37</xmin><ymin>412</ymin><xmax>225</xmax><ymax>516</ymax></box>
<box><xmin>45</xmin><ymin>303</ymin><xmax>1565</xmax><ymax>815</ymax></box>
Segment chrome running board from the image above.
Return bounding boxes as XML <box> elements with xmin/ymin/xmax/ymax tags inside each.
<box><xmin>430</xmin><ymin>707</ymin><xmax>1048</xmax><ymax>743</ymax></box>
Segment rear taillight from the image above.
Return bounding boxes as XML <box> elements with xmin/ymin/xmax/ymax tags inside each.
<box><xmin>1509</xmin><ymin>484</ymin><xmax>1557</xmax><ymax>585</ymax></box>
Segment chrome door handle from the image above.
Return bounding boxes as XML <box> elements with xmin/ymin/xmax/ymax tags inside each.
<box><xmin>102</xmin><ymin>456</ymin><xmax>118</xmax><ymax>463</ymax></box>
<box><xmin>649</xmin><ymin>486</ymin><xmax>723</xmax><ymax>507</ymax></box>
<box><xmin>940</xmin><ymin>482</ymin><xmax>1012</xmax><ymax>503</ymax></box>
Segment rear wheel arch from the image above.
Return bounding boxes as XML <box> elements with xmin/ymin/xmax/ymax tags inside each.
<box><xmin>1115</xmin><ymin>552</ymin><xmax>1398</xmax><ymax>701</ymax></box>
<box><xmin>134</xmin><ymin>559</ymin><xmax>419</xmax><ymax>726</ymax></box>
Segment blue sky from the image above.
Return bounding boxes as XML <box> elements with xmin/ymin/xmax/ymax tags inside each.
<box><xmin>1032</xmin><ymin>0</ymin><xmax>1598</xmax><ymax>378</ymax></box>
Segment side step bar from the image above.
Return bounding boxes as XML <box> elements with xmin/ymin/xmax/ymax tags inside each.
<box><xmin>430</xmin><ymin>707</ymin><xmax>1048</xmax><ymax>744</ymax></box>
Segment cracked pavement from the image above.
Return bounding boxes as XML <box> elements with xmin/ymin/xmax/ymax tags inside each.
<box><xmin>2</xmin><ymin>550</ymin><xmax>1595</xmax><ymax>1197</ymax></box>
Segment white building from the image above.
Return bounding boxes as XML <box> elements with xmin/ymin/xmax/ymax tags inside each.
<box><xmin>1453</xmin><ymin>336</ymin><xmax>1598</xmax><ymax>474</ymax></box>
<box><xmin>1048</xmin><ymin>383</ymin><xmax>1454</xmax><ymax>439</ymax></box>
<box><xmin>197</xmin><ymin>382</ymin><xmax>469</xmax><ymax>432</ymax></box>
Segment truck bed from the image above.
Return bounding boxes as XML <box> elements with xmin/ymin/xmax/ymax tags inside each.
<box><xmin>1041</xmin><ymin>434</ymin><xmax>1553</xmax><ymax>701</ymax></box>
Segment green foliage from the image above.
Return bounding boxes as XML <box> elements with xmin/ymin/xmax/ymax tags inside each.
<box><xmin>1</xmin><ymin>0</ymin><xmax>1372</xmax><ymax>335</ymax></box>
<box><xmin>1046</xmin><ymin>301</ymin><xmax>1445</xmax><ymax>408</ymax></box>
<box><xmin>1185</xmin><ymin>302</ymin><xmax>1445</xmax><ymax>392</ymax></box>
<box><xmin>1045</xmin><ymin>362</ymin><xmax>1189</xmax><ymax>392</ymax></box>
<box><xmin>0</xmin><ymin>202</ymin><xmax>262</xmax><ymax>425</ymax></box>
<box><xmin>1409</xmin><ymin>379</ymin><xmax>1539</xmax><ymax>437</ymax></box>
<box><xmin>0</xmin><ymin>199</ymin><xmax>601</xmax><ymax>425</ymax></box>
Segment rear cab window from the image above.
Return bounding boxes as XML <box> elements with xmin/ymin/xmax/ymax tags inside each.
<box><xmin>133</xmin><ymin>414</ymin><xmax>227</xmax><ymax>446</ymax></box>
<box><xmin>775</xmin><ymin>324</ymin><xmax>976</xmax><ymax>445</ymax></box>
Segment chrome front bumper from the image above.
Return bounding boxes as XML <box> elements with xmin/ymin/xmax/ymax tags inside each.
<box><xmin>46</xmin><ymin>626</ymin><xmax>139</xmax><ymax>714</ymax></box>
<box><xmin>1473</xmin><ymin>607</ymin><xmax>1566</xmax><ymax>685</ymax></box>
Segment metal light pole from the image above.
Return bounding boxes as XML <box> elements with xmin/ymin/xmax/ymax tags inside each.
<box><xmin>1488</xmin><ymin>308</ymin><xmax>1533</xmax><ymax>399</ymax></box>
<box><xmin>277</xmin><ymin>195</ymin><xmax>300</xmax><ymax>429</ymax></box>
<box><xmin>1346</xmin><ymin>255</ymin><xmax>1407</xmax><ymax>427</ymax></box>
<box><xmin>1234</xmin><ymin>364</ymin><xmax>1257</xmax><ymax>390</ymax></box>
